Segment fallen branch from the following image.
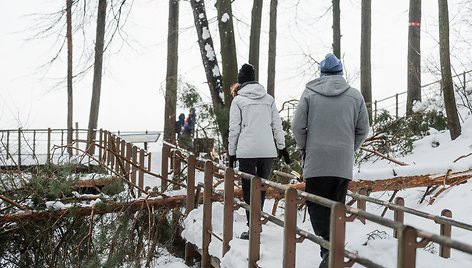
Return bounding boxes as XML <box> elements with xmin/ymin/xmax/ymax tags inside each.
<box><xmin>360</xmin><ymin>147</ymin><xmax>409</xmax><ymax>166</ymax></box>
<box><xmin>0</xmin><ymin>196</ymin><xmax>186</xmax><ymax>224</ymax></box>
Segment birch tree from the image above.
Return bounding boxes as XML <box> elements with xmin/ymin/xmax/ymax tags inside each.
<box><xmin>190</xmin><ymin>0</ymin><xmax>229</xmax><ymax>148</ymax></box>
<box><xmin>216</xmin><ymin>0</ymin><xmax>238</xmax><ymax>105</ymax></box>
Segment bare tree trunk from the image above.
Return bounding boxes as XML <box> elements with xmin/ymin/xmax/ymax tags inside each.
<box><xmin>66</xmin><ymin>0</ymin><xmax>74</xmax><ymax>156</ymax></box>
<box><xmin>406</xmin><ymin>0</ymin><xmax>422</xmax><ymax>115</ymax></box>
<box><xmin>332</xmin><ymin>0</ymin><xmax>341</xmax><ymax>58</ymax></box>
<box><xmin>267</xmin><ymin>0</ymin><xmax>277</xmax><ymax>98</ymax></box>
<box><xmin>249</xmin><ymin>0</ymin><xmax>263</xmax><ymax>79</ymax></box>
<box><xmin>361</xmin><ymin>0</ymin><xmax>372</xmax><ymax>123</ymax></box>
<box><xmin>438</xmin><ymin>0</ymin><xmax>461</xmax><ymax>140</ymax></box>
<box><xmin>163</xmin><ymin>0</ymin><xmax>179</xmax><ymax>145</ymax></box>
<box><xmin>216</xmin><ymin>0</ymin><xmax>238</xmax><ymax>105</ymax></box>
<box><xmin>87</xmin><ymin>0</ymin><xmax>107</xmax><ymax>154</ymax></box>
<box><xmin>190</xmin><ymin>0</ymin><xmax>229</xmax><ymax>148</ymax></box>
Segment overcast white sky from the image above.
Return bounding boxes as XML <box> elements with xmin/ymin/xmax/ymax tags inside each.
<box><xmin>0</xmin><ymin>0</ymin><xmax>470</xmax><ymax>132</ymax></box>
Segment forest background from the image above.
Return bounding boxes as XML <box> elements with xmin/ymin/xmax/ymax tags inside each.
<box><xmin>1</xmin><ymin>0</ymin><xmax>471</xmax><ymax>134</ymax></box>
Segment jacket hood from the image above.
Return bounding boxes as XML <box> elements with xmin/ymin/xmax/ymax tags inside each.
<box><xmin>237</xmin><ymin>82</ymin><xmax>267</xmax><ymax>99</ymax></box>
<box><xmin>306</xmin><ymin>75</ymin><xmax>350</xmax><ymax>96</ymax></box>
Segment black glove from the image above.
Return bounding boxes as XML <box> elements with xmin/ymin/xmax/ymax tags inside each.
<box><xmin>228</xmin><ymin>155</ymin><xmax>237</xmax><ymax>168</ymax></box>
<box><xmin>278</xmin><ymin>148</ymin><xmax>291</xmax><ymax>164</ymax></box>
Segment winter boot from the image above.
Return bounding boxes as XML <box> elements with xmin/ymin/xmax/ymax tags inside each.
<box><xmin>319</xmin><ymin>252</ymin><xmax>329</xmax><ymax>268</ymax></box>
<box><xmin>240</xmin><ymin>231</ymin><xmax>249</xmax><ymax>240</ymax></box>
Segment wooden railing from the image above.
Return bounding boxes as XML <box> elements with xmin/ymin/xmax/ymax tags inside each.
<box><xmin>0</xmin><ymin>128</ymin><xmax>154</xmax><ymax>197</ymax></box>
<box><xmin>161</xmin><ymin>143</ymin><xmax>472</xmax><ymax>268</ymax></box>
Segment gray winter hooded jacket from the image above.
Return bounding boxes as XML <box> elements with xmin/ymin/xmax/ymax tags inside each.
<box><xmin>291</xmin><ymin>75</ymin><xmax>370</xmax><ymax>179</ymax></box>
<box><xmin>228</xmin><ymin>82</ymin><xmax>285</xmax><ymax>158</ymax></box>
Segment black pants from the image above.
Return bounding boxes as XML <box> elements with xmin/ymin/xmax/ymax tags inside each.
<box><xmin>238</xmin><ymin>158</ymin><xmax>274</xmax><ymax>225</ymax></box>
<box><xmin>305</xmin><ymin>176</ymin><xmax>349</xmax><ymax>257</ymax></box>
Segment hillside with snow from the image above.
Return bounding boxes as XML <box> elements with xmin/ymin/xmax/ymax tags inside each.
<box><xmin>149</xmin><ymin>99</ymin><xmax>472</xmax><ymax>267</ymax></box>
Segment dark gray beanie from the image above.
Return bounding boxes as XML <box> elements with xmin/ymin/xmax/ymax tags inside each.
<box><xmin>320</xmin><ymin>53</ymin><xmax>343</xmax><ymax>76</ymax></box>
<box><xmin>237</xmin><ymin>63</ymin><xmax>256</xmax><ymax>84</ymax></box>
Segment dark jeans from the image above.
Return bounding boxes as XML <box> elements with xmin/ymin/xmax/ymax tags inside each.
<box><xmin>305</xmin><ymin>176</ymin><xmax>349</xmax><ymax>257</ymax></box>
<box><xmin>238</xmin><ymin>158</ymin><xmax>274</xmax><ymax>225</ymax></box>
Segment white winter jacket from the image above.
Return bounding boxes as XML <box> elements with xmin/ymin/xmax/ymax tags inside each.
<box><xmin>228</xmin><ymin>82</ymin><xmax>285</xmax><ymax>158</ymax></box>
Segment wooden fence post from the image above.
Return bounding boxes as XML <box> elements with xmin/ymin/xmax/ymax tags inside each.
<box><xmin>395</xmin><ymin>93</ymin><xmax>399</xmax><ymax>119</ymax></box>
<box><xmin>139</xmin><ymin>148</ymin><xmax>145</xmax><ymax>195</ymax></box>
<box><xmin>32</xmin><ymin>130</ymin><xmax>36</xmax><ymax>159</ymax></box>
<box><xmin>6</xmin><ymin>130</ymin><xmax>10</xmax><ymax>160</ymax></box>
<box><xmin>202</xmin><ymin>160</ymin><xmax>213</xmax><ymax>268</ymax></box>
<box><xmin>283</xmin><ymin>187</ymin><xmax>298</xmax><ymax>268</ymax></box>
<box><xmin>397</xmin><ymin>225</ymin><xmax>418</xmax><ymax>268</ymax></box>
<box><xmin>75</xmin><ymin>122</ymin><xmax>79</xmax><ymax>155</ymax></box>
<box><xmin>394</xmin><ymin>197</ymin><xmax>405</xmax><ymax>238</ymax></box>
<box><xmin>115</xmin><ymin>136</ymin><xmax>121</xmax><ymax>174</ymax></box>
<box><xmin>223</xmin><ymin>167</ymin><xmax>235</xmax><ymax>256</ymax></box>
<box><xmin>172</xmin><ymin>150</ymin><xmax>181</xmax><ymax>190</ymax></box>
<box><xmin>357</xmin><ymin>188</ymin><xmax>367</xmax><ymax>224</ymax></box>
<box><xmin>126</xmin><ymin>143</ymin><xmax>132</xmax><ymax>181</ymax></box>
<box><xmin>131</xmin><ymin>146</ymin><xmax>138</xmax><ymax>196</ymax></box>
<box><xmin>147</xmin><ymin>152</ymin><xmax>152</xmax><ymax>172</ymax></box>
<box><xmin>330</xmin><ymin>203</ymin><xmax>347</xmax><ymax>268</ymax></box>
<box><xmin>185</xmin><ymin>154</ymin><xmax>197</xmax><ymax>265</ymax></box>
<box><xmin>47</xmin><ymin>128</ymin><xmax>52</xmax><ymax>164</ymax></box>
<box><xmin>440</xmin><ymin>209</ymin><xmax>452</xmax><ymax>258</ymax></box>
<box><xmin>374</xmin><ymin>100</ymin><xmax>378</xmax><ymax>122</ymax></box>
<box><xmin>161</xmin><ymin>145</ymin><xmax>169</xmax><ymax>192</ymax></box>
<box><xmin>248</xmin><ymin>177</ymin><xmax>262</xmax><ymax>268</ymax></box>
<box><xmin>17</xmin><ymin>128</ymin><xmax>22</xmax><ymax>166</ymax></box>
<box><xmin>99</xmin><ymin>129</ymin><xmax>103</xmax><ymax>162</ymax></box>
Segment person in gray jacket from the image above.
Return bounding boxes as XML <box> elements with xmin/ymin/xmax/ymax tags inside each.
<box><xmin>291</xmin><ymin>53</ymin><xmax>370</xmax><ymax>267</ymax></box>
<box><xmin>228</xmin><ymin>63</ymin><xmax>290</xmax><ymax>240</ymax></box>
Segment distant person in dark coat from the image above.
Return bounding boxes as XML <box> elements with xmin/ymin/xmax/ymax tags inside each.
<box><xmin>228</xmin><ymin>63</ymin><xmax>291</xmax><ymax>240</ymax></box>
<box><xmin>291</xmin><ymin>53</ymin><xmax>370</xmax><ymax>267</ymax></box>
<box><xmin>175</xmin><ymin>113</ymin><xmax>185</xmax><ymax>138</ymax></box>
<box><xmin>180</xmin><ymin>108</ymin><xmax>196</xmax><ymax>150</ymax></box>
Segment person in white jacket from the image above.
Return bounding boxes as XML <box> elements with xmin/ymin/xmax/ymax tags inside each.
<box><xmin>228</xmin><ymin>63</ymin><xmax>290</xmax><ymax>240</ymax></box>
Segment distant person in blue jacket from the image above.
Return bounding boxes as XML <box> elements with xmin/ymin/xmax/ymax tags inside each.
<box><xmin>175</xmin><ymin>113</ymin><xmax>185</xmax><ymax>138</ymax></box>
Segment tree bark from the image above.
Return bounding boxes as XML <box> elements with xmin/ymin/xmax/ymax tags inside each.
<box><xmin>216</xmin><ymin>0</ymin><xmax>238</xmax><ymax>105</ymax></box>
<box><xmin>163</xmin><ymin>0</ymin><xmax>180</xmax><ymax>145</ymax></box>
<box><xmin>361</xmin><ymin>0</ymin><xmax>372</xmax><ymax>123</ymax></box>
<box><xmin>438</xmin><ymin>0</ymin><xmax>461</xmax><ymax>140</ymax></box>
<box><xmin>332</xmin><ymin>0</ymin><xmax>341</xmax><ymax>58</ymax></box>
<box><xmin>66</xmin><ymin>0</ymin><xmax>74</xmax><ymax>156</ymax></box>
<box><xmin>87</xmin><ymin>0</ymin><xmax>107</xmax><ymax>154</ymax></box>
<box><xmin>189</xmin><ymin>0</ymin><xmax>229</xmax><ymax>148</ymax></box>
<box><xmin>248</xmin><ymin>0</ymin><xmax>263</xmax><ymax>79</ymax></box>
<box><xmin>267</xmin><ymin>0</ymin><xmax>277</xmax><ymax>98</ymax></box>
<box><xmin>406</xmin><ymin>0</ymin><xmax>422</xmax><ymax>115</ymax></box>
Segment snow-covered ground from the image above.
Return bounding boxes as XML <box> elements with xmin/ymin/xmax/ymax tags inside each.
<box><xmin>144</xmin><ymin>107</ymin><xmax>472</xmax><ymax>267</ymax></box>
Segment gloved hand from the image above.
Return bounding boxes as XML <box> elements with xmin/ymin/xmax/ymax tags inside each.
<box><xmin>228</xmin><ymin>155</ymin><xmax>237</xmax><ymax>168</ymax></box>
<box><xmin>278</xmin><ymin>148</ymin><xmax>291</xmax><ymax>164</ymax></box>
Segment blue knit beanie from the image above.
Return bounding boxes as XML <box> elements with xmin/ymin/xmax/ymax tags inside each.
<box><xmin>319</xmin><ymin>53</ymin><xmax>343</xmax><ymax>76</ymax></box>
